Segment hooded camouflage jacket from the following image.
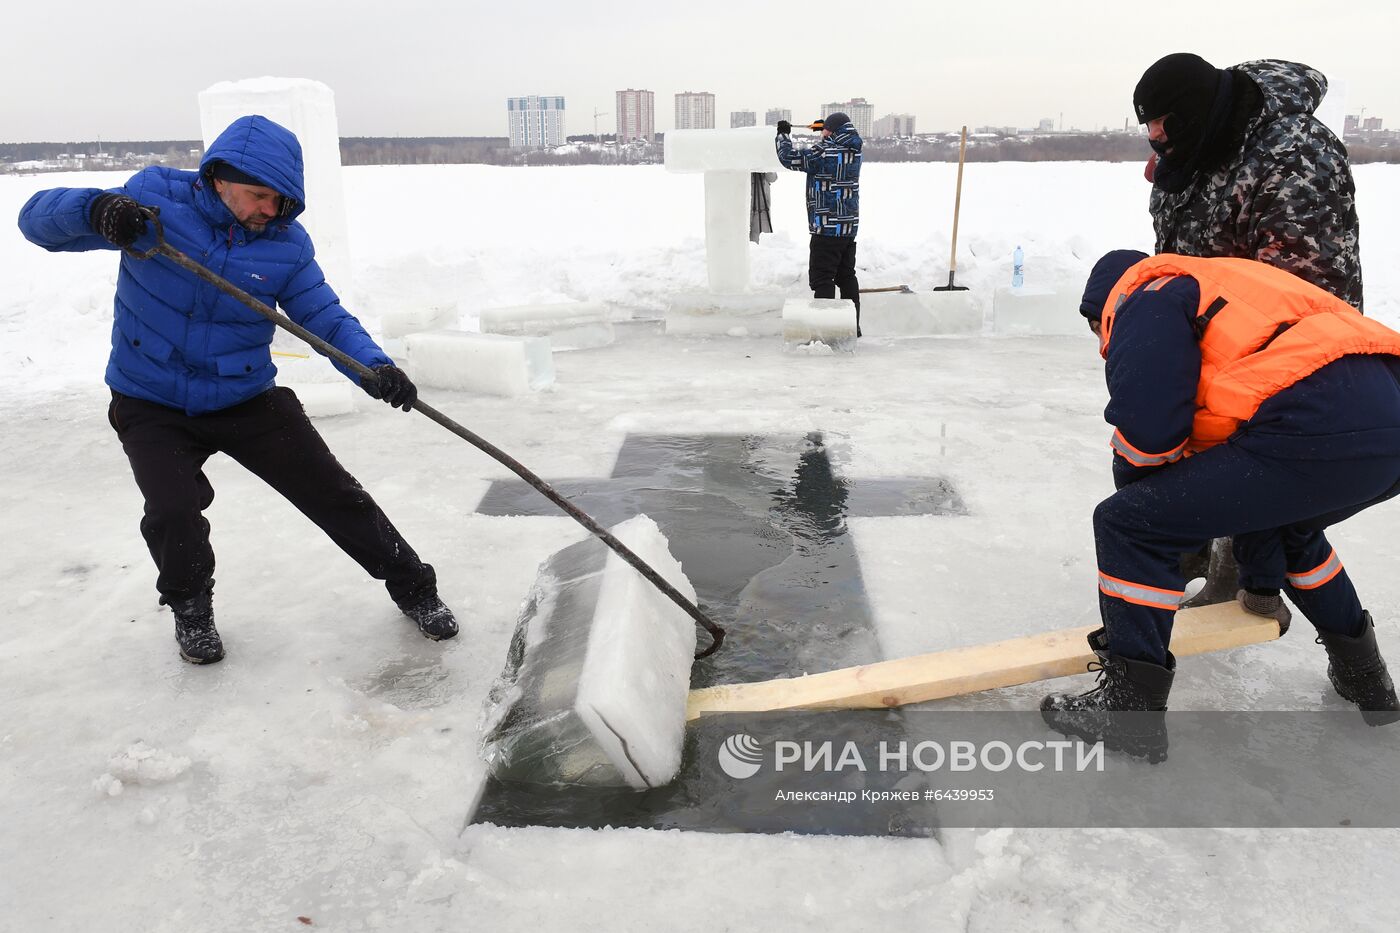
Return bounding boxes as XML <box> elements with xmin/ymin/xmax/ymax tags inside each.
<box><xmin>1148</xmin><ymin>59</ymin><xmax>1363</xmax><ymax>310</ymax></box>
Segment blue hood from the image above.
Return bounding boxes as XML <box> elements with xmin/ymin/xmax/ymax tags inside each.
<box><xmin>200</xmin><ymin>115</ymin><xmax>307</xmax><ymax>220</ymax></box>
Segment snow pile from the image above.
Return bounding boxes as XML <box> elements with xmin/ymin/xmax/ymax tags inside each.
<box><xmin>92</xmin><ymin>741</ymin><xmax>192</xmax><ymax>797</ymax></box>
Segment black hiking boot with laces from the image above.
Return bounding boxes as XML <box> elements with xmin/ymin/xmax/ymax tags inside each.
<box><xmin>1316</xmin><ymin>612</ymin><xmax>1400</xmax><ymax>726</ymax></box>
<box><xmin>401</xmin><ymin>595</ymin><xmax>459</xmax><ymax>641</ymax></box>
<box><xmin>1041</xmin><ymin>628</ymin><xmax>1175</xmax><ymax>762</ymax></box>
<box><xmin>170</xmin><ymin>584</ymin><xmax>224</xmax><ymax>665</ymax></box>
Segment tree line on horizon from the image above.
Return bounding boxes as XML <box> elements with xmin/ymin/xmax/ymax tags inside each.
<box><xmin>4</xmin><ymin>133</ymin><xmax>1397</xmax><ymax>171</ymax></box>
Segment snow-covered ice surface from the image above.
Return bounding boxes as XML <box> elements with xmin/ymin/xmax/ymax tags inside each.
<box><xmin>3</xmin><ymin>162</ymin><xmax>1399</xmax><ymax>931</ymax></box>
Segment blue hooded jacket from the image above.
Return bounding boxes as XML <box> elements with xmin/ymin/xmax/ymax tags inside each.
<box><xmin>17</xmin><ymin>115</ymin><xmax>390</xmax><ymax>415</ymax></box>
<box><xmin>775</xmin><ymin>120</ymin><xmax>862</xmax><ymax>237</ymax></box>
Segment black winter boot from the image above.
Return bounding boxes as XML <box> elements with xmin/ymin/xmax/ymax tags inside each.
<box><xmin>1316</xmin><ymin>612</ymin><xmax>1400</xmax><ymax>726</ymax></box>
<box><xmin>402</xmin><ymin>595</ymin><xmax>459</xmax><ymax>641</ymax></box>
<box><xmin>1041</xmin><ymin>629</ymin><xmax>1175</xmax><ymax>762</ymax></box>
<box><xmin>170</xmin><ymin>585</ymin><xmax>224</xmax><ymax>665</ymax></box>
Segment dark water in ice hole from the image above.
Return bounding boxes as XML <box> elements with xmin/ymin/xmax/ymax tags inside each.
<box><xmin>468</xmin><ymin>432</ymin><xmax>966</xmax><ymax>835</ymax></box>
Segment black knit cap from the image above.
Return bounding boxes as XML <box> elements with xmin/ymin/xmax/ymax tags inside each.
<box><xmin>1133</xmin><ymin>53</ymin><xmax>1222</xmax><ymax>125</ymax></box>
<box><xmin>824</xmin><ymin>112</ymin><xmax>852</xmax><ymax>131</ymax></box>
<box><xmin>208</xmin><ymin>160</ymin><xmax>273</xmax><ymax>189</ymax></box>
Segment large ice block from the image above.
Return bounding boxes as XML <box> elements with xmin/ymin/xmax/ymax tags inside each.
<box><xmin>479</xmin><ymin>515</ymin><xmax>699</xmax><ymax>789</ymax></box>
<box><xmin>380</xmin><ymin>305</ymin><xmax>460</xmax><ymax>340</ymax></box>
<box><xmin>404</xmin><ymin>331</ymin><xmax>554</xmax><ymax>395</ymax></box>
<box><xmin>917</xmin><ymin>289</ymin><xmax>984</xmax><ymax>334</ymax></box>
<box><xmin>858</xmin><ymin>291</ymin><xmax>983</xmax><ymax>337</ymax></box>
<box><xmin>663</xmin><ymin>127</ymin><xmax>779</xmax><ymax>174</ymax></box>
<box><xmin>992</xmin><ymin>286</ymin><xmax>1086</xmax><ymax>336</ymax></box>
<box><xmin>783</xmin><ymin>298</ymin><xmax>857</xmax><ymax>352</ymax></box>
<box><xmin>665</xmin><ymin>291</ymin><xmax>785</xmax><ymax>337</ymax></box>
<box><xmin>199</xmin><ymin>78</ymin><xmax>352</xmax><ymax>297</ymax></box>
<box><xmin>480</xmin><ymin>301</ymin><xmax>615</xmax><ymax>351</ymax></box>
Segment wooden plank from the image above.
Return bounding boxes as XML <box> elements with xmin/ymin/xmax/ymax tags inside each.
<box><xmin>685</xmin><ymin>601</ymin><xmax>1280</xmax><ymax>721</ymax></box>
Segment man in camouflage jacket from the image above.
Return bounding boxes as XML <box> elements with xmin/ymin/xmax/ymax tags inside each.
<box><xmin>1135</xmin><ymin>54</ymin><xmax>1362</xmax><ymax>311</ymax></box>
<box><xmin>1131</xmin><ymin>54</ymin><xmax>1364</xmax><ymax>609</ymax></box>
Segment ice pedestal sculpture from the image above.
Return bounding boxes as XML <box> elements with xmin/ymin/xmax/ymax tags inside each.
<box><xmin>404</xmin><ymin>332</ymin><xmax>554</xmax><ymax>396</ymax></box>
<box><xmin>664</xmin><ymin>128</ymin><xmax>784</xmax><ymax>334</ymax></box>
<box><xmin>199</xmin><ymin>78</ymin><xmax>352</xmax><ymax>300</ymax></box>
<box><xmin>480</xmin><ymin>515</ymin><xmax>698</xmax><ymax>789</ymax></box>
<box><xmin>480</xmin><ymin>301</ymin><xmax>615</xmax><ymax>351</ymax></box>
<box><xmin>783</xmin><ymin>299</ymin><xmax>857</xmax><ymax>352</ymax></box>
<box><xmin>992</xmin><ymin>286</ymin><xmax>1085</xmax><ymax>336</ymax></box>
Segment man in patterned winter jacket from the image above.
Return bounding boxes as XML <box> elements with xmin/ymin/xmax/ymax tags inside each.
<box><xmin>17</xmin><ymin>115</ymin><xmax>459</xmax><ymax>664</ymax></box>
<box><xmin>1135</xmin><ymin>54</ymin><xmax>1362</xmax><ymax>310</ymax></box>
<box><xmin>1132</xmin><ymin>53</ymin><xmax>1364</xmax><ymax>609</ymax></box>
<box><xmin>776</xmin><ymin>113</ymin><xmax>864</xmax><ymax>335</ymax></box>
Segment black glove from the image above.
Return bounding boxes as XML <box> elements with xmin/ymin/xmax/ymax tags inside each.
<box><xmin>776</xmin><ymin>120</ymin><xmax>792</xmax><ymax>136</ymax></box>
<box><xmin>89</xmin><ymin>193</ymin><xmax>147</xmax><ymax>247</ymax></box>
<box><xmin>363</xmin><ymin>364</ymin><xmax>417</xmax><ymax>411</ymax></box>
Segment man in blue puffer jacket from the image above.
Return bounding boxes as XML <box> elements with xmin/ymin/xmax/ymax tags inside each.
<box><xmin>17</xmin><ymin>115</ymin><xmax>458</xmax><ymax>664</ymax></box>
<box><xmin>776</xmin><ymin>112</ymin><xmax>863</xmax><ymax>335</ymax></box>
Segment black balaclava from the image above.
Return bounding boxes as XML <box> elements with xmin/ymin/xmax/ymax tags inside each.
<box><xmin>1134</xmin><ymin>53</ymin><xmax>1236</xmax><ymax>193</ymax></box>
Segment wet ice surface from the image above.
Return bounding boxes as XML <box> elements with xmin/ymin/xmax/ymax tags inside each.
<box><xmin>471</xmin><ymin>431</ymin><xmax>962</xmax><ymax>833</ymax></box>
<box><xmin>6</xmin><ymin>162</ymin><xmax>1400</xmax><ymax>929</ymax></box>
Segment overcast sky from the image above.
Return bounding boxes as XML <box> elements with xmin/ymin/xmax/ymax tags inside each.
<box><xmin>2</xmin><ymin>0</ymin><xmax>1396</xmax><ymax>142</ymax></box>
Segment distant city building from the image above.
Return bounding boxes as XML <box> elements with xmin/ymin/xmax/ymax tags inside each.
<box><xmin>1364</xmin><ymin>117</ymin><xmax>1384</xmax><ymax>131</ymax></box>
<box><xmin>873</xmin><ymin>113</ymin><xmax>916</xmax><ymax>137</ymax></box>
<box><xmin>1038</xmin><ymin>117</ymin><xmax>1056</xmax><ymax>132</ymax></box>
<box><xmin>765</xmin><ymin>108</ymin><xmax>791</xmax><ymax>126</ymax></box>
<box><xmin>730</xmin><ymin>110</ymin><xmax>756</xmax><ymax>128</ymax></box>
<box><xmin>822</xmin><ymin>98</ymin><xmax>874</xmax><ymax>137</ymax></box>
<box><xmin>675</xmin><ymin>91</ymin><xmax>716</xmax><ymax>130</ymax></box>
<box><xmin>1345</xmin><ymin>114</ymin><xmax>1360</xmax><ymax>135</ymax></box>
<box><xmin>507</xmin><ymin>95</ymin><xmax>566</xmax><ymax>148</ymax></box>
<box><xmin>616</xmin><ymin>89</ymin><xmax>655</xmax><ymax>142</ymax></box>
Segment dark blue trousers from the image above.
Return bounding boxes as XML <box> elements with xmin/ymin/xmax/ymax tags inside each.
<box><xmin>1093</xmin><ymin>442</ymin><xmax>1400</xmax><ymax>664</ymax></box>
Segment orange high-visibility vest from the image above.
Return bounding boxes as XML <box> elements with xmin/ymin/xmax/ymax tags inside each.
<box><xmin>1099</xmin><ymin>254</ymin><xmax>1400</xmax><ymax>453</ymax></box>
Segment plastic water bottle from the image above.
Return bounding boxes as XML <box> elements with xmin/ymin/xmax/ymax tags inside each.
<box><xmin>1012</xmin><ymin>246</ymin><xmax>1024</xmax><ymax>288</ymax></box>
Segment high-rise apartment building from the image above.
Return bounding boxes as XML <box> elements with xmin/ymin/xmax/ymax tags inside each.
<box><xmin>822</xmin><ymin>98</ymin><xmax>874</xmax><ymax>138</ymax></box>
<box><xmin>730</xmin><ymin>110</ymin><xmax>756</xmax><ymax>128</ymax></box>
<box><xmin>765</xmin><ymin>108</ymin><xmax>792</xmax><ymax>126</ymax></box>
<box><xmin>675</xmin><ymin>92</ymin><xmax>716</xmax><ymax>130</ymax></box>
<box><xmin>616</xmin><ymin>89</ymin><xmax>655</xmax><ymax>142</ymax></box>
<box><xmin>507</xmin><ymin>95</ymin><xmax>566</xmax><ymax>148</ymax></box>
<box><xmin>873</xmin><ymin>113</ymin><xmax>916</xmax><ymax>137</ymax></box>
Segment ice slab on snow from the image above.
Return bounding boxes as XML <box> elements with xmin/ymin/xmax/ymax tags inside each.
<box><xmin>665</xmin><ymin>291</ymin><xmax>785</xmax><ymax>336</ymax></box>
<box><xmin>479</xmin><ymin>515</ymin><xmax>698</xmax><ymax>789</ymax></box>
<box><xmin>860</xmin><ymin>291</ymin><xmax>983</xmax><ymax>337</ymax></box>
<box><xmin>783</xmin><ymin>298</ymin><xmax>857</xmax><ymax>352</ymax></box>
<box><xmin>199</xmin><ymin>78</ymin><xmax>352</xmax><ymax>298</ymax></box>
<box><xmin>992</xmin><ymin>286</ymin><xmax>1086</xmax><ymax>336</ymax></box>
<box><xmin>664</xmin><ymin>127</ymin><xmax>779</xmax><ymax>174</ymax></box>
<box><xmin>380</xmin><ymin>305</ymin><xmax>459</xmax><ymax>339</ymax></box>
<box><xmin>404</xmin><ymin>331</ymin><xmax>554</xmax><ymax>396</ymax></box>
<box><xmin>480</xmin><ymin>301</ymin><xmax>615</xmax><ymax>350</ymax></box>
